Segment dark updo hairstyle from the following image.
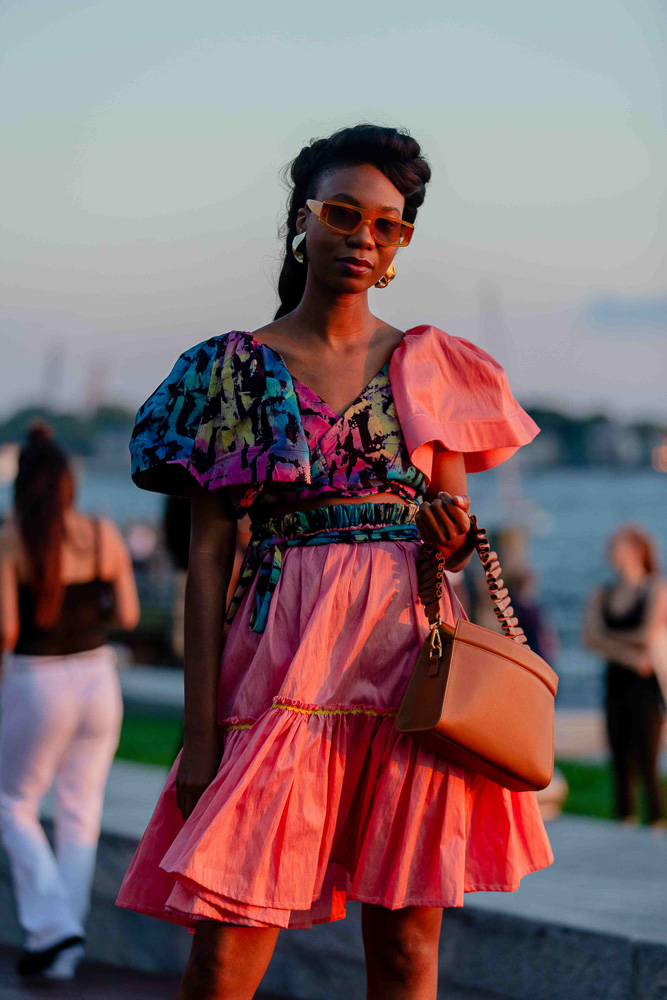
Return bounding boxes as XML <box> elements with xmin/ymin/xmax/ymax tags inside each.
<box><xmin>13</xmin><ymin>421</ymin><xmax>76</xmax><ymax>627</ymax></box>
<box><xmin>275</xmin><ymin>123</ymin><xmax>432</xmax><ymax>320</ymax></box>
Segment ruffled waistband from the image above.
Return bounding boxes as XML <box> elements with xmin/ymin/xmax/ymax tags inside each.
<box><xmin>226</xmin><ymin>502</ymin><xmax>419</xmax><ymax>634</ymax></box>
<box><xmin>252</xmin><ymin>501</ymin><xmax>417</xmax><ymax>538</ymax></box>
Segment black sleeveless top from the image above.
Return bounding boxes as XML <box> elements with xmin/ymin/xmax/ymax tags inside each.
<box><xmin>14</xmin><ymin>517</ymin><xmax>116</xmax><ymax>656</ymax></box>
<box><xmin>600</xmin><ymin>579</ymin><xmax>650</xmax><ymax>673</ymax></box>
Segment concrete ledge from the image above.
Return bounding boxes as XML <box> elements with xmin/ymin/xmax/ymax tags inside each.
<box><xmin>440</xmin><ymin>907</ymin><xmax>667</xmax><ymax>1000</ymax></box>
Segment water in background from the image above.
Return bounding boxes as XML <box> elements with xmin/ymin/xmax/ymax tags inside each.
<box><xmin>1</xmin><ymin>465</ymin><xmax>664</xmax><ymax>709</ymax></box>
<box><xmin>470</xmin><ymin>466</ymin><xmax>666</xmax><ymax>708</ymax></box>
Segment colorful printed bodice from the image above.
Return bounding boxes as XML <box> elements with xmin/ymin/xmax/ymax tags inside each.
<box><xmin>130</xmin><ymin>331</ymin><xmax>427</xmax><ymax>516</ymax></box>
<box><xmin>249</xmin><ymin>344</ymin><xmax>426</xmax><ymax>512</ymax></box>
<box><xmin>130</xmin><ymin>325</ymin><xmax>541</xmax><ymax>512</ymax></box>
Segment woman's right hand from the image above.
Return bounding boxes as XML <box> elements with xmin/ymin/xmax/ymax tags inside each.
<box><xmin>176</xmin><ymin>730</ymin><xmax>224</xmax><ymax>821</ymax></box>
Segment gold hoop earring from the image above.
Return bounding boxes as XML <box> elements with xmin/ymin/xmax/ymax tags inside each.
<box><xmin>292</xmin><ymin>233</ymin><xmax>306</xmax><ymax>264</ymax></box>
<box><xmin>374</xmin><ymin>262</ymin><xmax>396</xmax><ymax>288</ymax></box>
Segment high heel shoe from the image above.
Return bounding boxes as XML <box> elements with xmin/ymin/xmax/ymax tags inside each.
<box><xmin>43</xmin><ymin>942</ymin><xmax>86</xmax><ymax>979</ymax></box>
<box><xmin>16</xmin><ymin>934</ymin><xmax>85</xmax><ymax>978</ymax></box>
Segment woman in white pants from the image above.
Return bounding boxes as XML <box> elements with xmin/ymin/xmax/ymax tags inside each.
<box><xmin>0</xmin><ymin>422</ymin><xmax>140</xmax><ymax>979</ymax></box>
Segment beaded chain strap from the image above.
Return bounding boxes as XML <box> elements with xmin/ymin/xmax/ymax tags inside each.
<box><xmin>468</xmin><ymin>514</ymin><xmax>527</xmax><ymax>644</ymax></box>
<box><xmin>423</xmin><ymin>513</ymin><xmax>528</xmax><ymax>647</ymax></box>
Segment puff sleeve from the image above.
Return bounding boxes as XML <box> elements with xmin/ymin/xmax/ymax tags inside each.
<box><xmin>388</xmin><ymin>325</ymin><xmax>540</xmax><ymax>479</ymax></box>
<box><xmin>129</xmin><ymin>331</ymin><xmax>311</xmax><ymax>498</ymax></box>
<box><xmin>129</xmin><ymin>337</ymin><xmax>220</xmax><ymax>497</ymax></box>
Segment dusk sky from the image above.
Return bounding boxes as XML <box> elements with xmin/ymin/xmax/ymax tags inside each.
<box><xmin>2</xmin><ymin>0</ymin><xmax>665</xmax><ymax>421</ymax></box>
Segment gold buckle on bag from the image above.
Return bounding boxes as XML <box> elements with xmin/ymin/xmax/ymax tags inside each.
<box><xmin>428</xmin><ymin>615</ymin><xmax>443</xmax><ymax>676</ymax></box>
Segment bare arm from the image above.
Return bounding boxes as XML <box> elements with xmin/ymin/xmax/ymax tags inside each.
<box><xmin>418</xmin><ymin>448</ymin><xmax>475</xmax><ymax>572</ymax></box>
<box><xmin>647</xmin><ymin>578</ymin><xmax>667</xmax><ymax>640</ymax></box>
<box><xmin>177</xmin><ymin>487</ymin><xmax>238</xmax><ymax>820</ymax></box>
<box><xmin>105</xmin><ymin>520</ymin><xmax>141</xmax><ymax>630</ymax></box>
<box><xmin>0</xmin><ymin>528</ymin><xmax>20</xmax><ymax>655</ymax></box>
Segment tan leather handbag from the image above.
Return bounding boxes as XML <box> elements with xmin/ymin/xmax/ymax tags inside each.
<box><xmin>396</xmin><ymin>515</ymin><xmax>558</xmax><ymax>792</ymax></box>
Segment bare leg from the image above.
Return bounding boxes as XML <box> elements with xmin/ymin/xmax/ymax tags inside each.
<box><xmin>177</xmin><ymin>920</ymin><xmax>280</xmax><ymax>1000</ymax></box>
<box><xmin>362</xmin><ymin>903</ymin><xmax>443</xmax><ymax>1000</ymax></box>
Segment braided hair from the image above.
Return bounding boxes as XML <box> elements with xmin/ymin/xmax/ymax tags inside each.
<box><xmin>275</xmin><ymin>124</ymin><xmax>431</xmax><ymax>320</ymax></box>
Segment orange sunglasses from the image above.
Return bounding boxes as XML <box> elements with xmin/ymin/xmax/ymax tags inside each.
<box><xmin>306</xmin><ymin>199</ymin><xmax>414</xmax><ymax>248</ymax></box>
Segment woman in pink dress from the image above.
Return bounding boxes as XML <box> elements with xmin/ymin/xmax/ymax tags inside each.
<box><xmin>116</xmin><ymin>123</ymin><xmax>554</xmax><ymax>999</ymax></box>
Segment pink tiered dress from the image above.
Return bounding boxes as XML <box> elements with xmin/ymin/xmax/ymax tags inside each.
<box><xmin>115</xmin><ymin>325</ymin><xmax>555</xmax><ymax>930</ymax></box>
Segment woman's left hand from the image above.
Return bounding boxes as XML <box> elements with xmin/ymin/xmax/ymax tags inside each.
<box><xmin>416</xmin><ymin>492</ymin><xmax>471</xmax><ymax>557</ymax></box>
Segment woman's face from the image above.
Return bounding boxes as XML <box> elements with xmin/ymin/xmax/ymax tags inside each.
<box><xmin>609</xmin><ymin>533</ymin><xmax>641</xmax><ymax>574</ymax></box>
<box><xmin>295</xmin><ymin>162</ymin><xmax>406</xmax><ymax>294</ymax></box>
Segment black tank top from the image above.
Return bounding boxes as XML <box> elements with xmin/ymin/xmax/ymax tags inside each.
<box><xmin>600</xmin><ymin>579</ymin><xmax>650</xmax><ymax>673</ymax></box>
<box><xmin>601</xmin><ymin>580</ymin><xmax>649</xmax><ymax>630</ymax></box>
<box><xmin>14</xmin><ymin>517</ymin><xmax>116</xmax><ymax>656</ymax></box>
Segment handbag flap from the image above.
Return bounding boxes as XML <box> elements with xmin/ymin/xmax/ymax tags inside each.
<box><xmin>454</xmin><ymin>618</ymin><xmax>558</xmax><ymax>696</ymax></box>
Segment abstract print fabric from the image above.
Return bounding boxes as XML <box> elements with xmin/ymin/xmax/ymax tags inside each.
<box><xmin>129</xmin><ymin>330</ymin><xmax>427</xmax><ymax>512</ymax></box>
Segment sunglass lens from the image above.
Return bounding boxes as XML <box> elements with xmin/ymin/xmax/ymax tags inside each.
<box><xmin>325</xmin><ymin>203</ymin><xmax>363</xmax><ymax>233</ymax></box>
<box><xmin>372</xmin><ymin>218</ymin><xmax>405</xmax><ymax>246</ymax></box>
<box><xmin>399</xmin><ymin>223</ymin><xmax>413</xmax><ymax>246</ymax></box>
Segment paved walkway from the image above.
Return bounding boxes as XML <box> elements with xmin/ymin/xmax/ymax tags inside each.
<box><xmin>469</xmin><ymin>813</ymin><xmax>667</xmax><ymax>946</ymax></box>
<box><xmin>0</xmin><ymin>944</ymin><xmax>182</xmax><ymax>1000</ymax></box>
<box><xmin>0</xmin><ymin>945</ymin><xmax>505</xmax><ymax>999</ymax></box>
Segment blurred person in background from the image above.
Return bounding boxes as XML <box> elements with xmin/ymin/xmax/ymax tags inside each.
<box><xmin>504</xmin><ymin>564</ymin><xmax>560</xmax><ymax>665</ymax></box>
<box><xmin>584</xmin><ymin>524</ymin><xmax>666</xmax><ymax>828</ymax></box>
<box><xmin>473</xmin><ymin>524</ymin><xmax>560</xmax><ymax>663</ymax></box>
<box><xmin>469</xmin><ymin>525</ymin><xmax>559</xmax><ymax>662</ymax></box>
<box><xmin>0</xmin><ymin>422</ymin><xmax>140</xmax><ymax>979</ymax></box>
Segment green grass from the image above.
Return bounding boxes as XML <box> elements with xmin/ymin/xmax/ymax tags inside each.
<box><xmin>115</xmin><ymin>713</ymin><xmax>183</xmax><ymax>767</ymax></box>
<box><xmin>554</xmin><ymin>760</ymin><xmax>617</xmax><ymax>819</ymax></box>
<box><xmin>114</xmin><ymin>716</ymin><xmax>666</xmax><ymax>823</ymax></box>
<box><xmin>555</xmin><ymin>759</ymin><xmax>667</xmax><ymax>824</ymax></box>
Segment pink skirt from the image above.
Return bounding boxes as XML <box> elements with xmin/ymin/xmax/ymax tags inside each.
<box><xmin>115</xmin><ymin>537</ymin><xmax>554</xmax><ymax>930</ymax></box>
